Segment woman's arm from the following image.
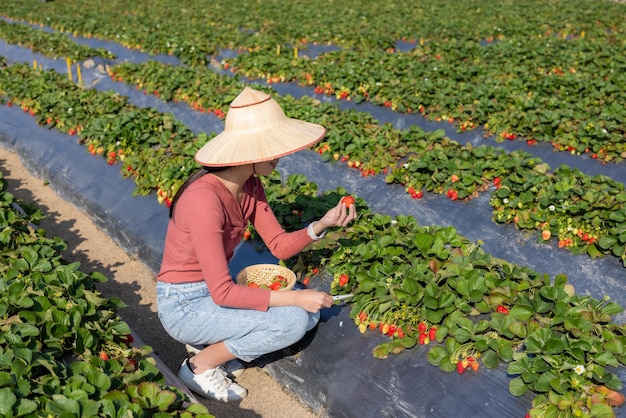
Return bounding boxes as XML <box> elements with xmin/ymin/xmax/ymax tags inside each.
<box><xmin>251</xmin><ymin>181</ymin><xmax>357</xmax><ymax>258</ymax></box>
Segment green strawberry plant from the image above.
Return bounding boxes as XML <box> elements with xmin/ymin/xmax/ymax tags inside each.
<box><xmin>0</xmin><ymin>171</ymin><xmax>213</xmax><ymax>416</ymax></box>
<box><xmin>326</xmin><ymin>214</ymin><xmax>626</xmax><ymax>417</ymax></box>
<box><xmin>258</xmin><ymin>171</ymin><xmax>626</xmax><ymax>417</ymax></box>
<box><xmin>491</xmin><ymin>164</ymin><xmax>626</xmax><ymax>266</ymax></box>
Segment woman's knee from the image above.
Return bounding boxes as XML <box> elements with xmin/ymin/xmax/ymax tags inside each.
<box><xmin>274</xmin><ymin>307</ymin><xmax>310</xmax><ymax>343</ymax></box>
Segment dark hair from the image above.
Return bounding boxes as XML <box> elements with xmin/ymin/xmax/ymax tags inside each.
<box><xmin>169</xmin><ymin>166</ymin><xmax>232</xmax><ymax>218</ymax></box>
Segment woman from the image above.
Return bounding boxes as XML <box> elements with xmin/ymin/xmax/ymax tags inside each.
<box><xmin>156</xmin><ymin>87</ymin><xmax>357</xmax><ymax>402</ymax></box>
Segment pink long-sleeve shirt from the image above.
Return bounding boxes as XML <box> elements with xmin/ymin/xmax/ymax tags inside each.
<box><xmin>157</xmin><ymin>173</ymin><xmax>314</xmax><ymax>311</ymax></box>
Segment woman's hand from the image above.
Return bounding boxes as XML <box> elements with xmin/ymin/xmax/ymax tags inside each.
<box><xmin>293</xmin><ymin>289</ymin><xmax>333</xmax><ymax>312</ymax></box>
<box><xmin>317</xmin><ymin>200</ymin><xmax>357</xmax><ymax>230</ymax></box>
<box><xmin>269</xmin><ymin>288</ymin><xmax>332</xmax><ymax>312</ymax></box>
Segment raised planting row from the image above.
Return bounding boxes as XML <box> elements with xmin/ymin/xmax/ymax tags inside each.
<box><xmin>0</xmin><ymin>18</ymin><xmax>115</xmax><ymax>61</ymax></box>
<box><xmin>1</xmin><ymin>0</ymin><xmax>625</xmax><ymax>162</ymax></box>
<box><xmin>250</xmin><ymin>170</ymin><xmax>626</xmax><ymax>418</ymax></box>
<box><xmin>0</xmin><ymin>60</ymin><xmax>624</xmax><ymax>269</ymax></box>
<box><xmin>0</xmin><ymin>170</ymin><xmax>212</xmax><ymax>417</ymax></box>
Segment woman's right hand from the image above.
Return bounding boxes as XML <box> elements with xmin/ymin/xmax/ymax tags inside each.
<box><xmin>294</xmin><ymin>289</ymin><xmax>333</xmax><ymax>312</ymax></box>
<box><xmin>269</xmin><ymin>288</ymin><xmax>333</xmax><ymax>312</ymax></box>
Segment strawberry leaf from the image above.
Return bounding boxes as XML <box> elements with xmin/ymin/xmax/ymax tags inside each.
<box><xmin>372</xmin><ymin>343</ymin><xmax>391</xmax><ymax>360</ymax></box>
<box><xmin>508</xmin><ymin>376</ymin><xmax>528</xmax><ymax>397</ymax></box>
<box><xmin>426</xmin><ymin>346</ymin><xmax>447</xmax><ymax>367</ymax></box>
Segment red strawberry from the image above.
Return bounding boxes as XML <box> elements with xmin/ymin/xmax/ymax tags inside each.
<box><xmin>496</xmin><ymin>305</ymin><xmax>509</xmax><ymax>314</ymax></box>
<box><xmin>99</xmin><ymin>351</ymin><xmax>109</xmax><ymax>361</ymax></box>
<box><xmin>340</xmin><ymin>196</ymin><xmax>355</xmax><ymax>208</ymax></box>
<box><xmin>338</xmin><ymin>274</ymin><xmax>349</xmax><ymax>286</ymax></box>
<box><xmin>428</xmin><ymin>327</ymin><xmax>437</xmax><ymax>340</ymax></box>
<box><xmin>456</xmin><ymin>361</ymin><xmax>466</xmax><ymax>374</ymax></box>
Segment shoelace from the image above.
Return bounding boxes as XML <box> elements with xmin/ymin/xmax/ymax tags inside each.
<box><xmin>201</xmin><ymin>367</ymin><xmax>232</xmax><ymax>392</ymax></box>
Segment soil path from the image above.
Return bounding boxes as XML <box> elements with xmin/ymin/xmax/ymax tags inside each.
<box><xmin>0</xmin><ymin>148</ymin><xmax>319</xmax><ymax>418</ymax></box>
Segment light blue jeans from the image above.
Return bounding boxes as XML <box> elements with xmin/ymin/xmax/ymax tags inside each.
<box><xmin>156</xmin><ymin>281</ymin><xmax>320</xmax><ymax>362</ymax></box>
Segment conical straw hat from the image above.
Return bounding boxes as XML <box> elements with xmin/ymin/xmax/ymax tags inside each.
<box><xmin>195</xmin><ymin>87</ymin><xmax>326</xmax><ymax>166</ymax></box>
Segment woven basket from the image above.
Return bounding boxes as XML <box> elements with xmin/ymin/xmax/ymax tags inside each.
<box><xmin>235</xmin><ymin>264</ymin><xmax>296</xmax><ymax>291</ymax></box>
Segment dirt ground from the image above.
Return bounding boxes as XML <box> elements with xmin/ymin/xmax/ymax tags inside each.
<box><xmin>0</xmin><ymin>148</ymin><xmax>320</xmax><ymax>418</ymax></box>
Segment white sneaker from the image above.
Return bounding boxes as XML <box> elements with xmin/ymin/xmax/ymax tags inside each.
<box><xmin>178</xmin><ymin>358</ymin><xmax>248</xmax><ymax>402</ymax></box>
<box><xmin>184</xmin><ymin>344</ymin><xmax>246</xmax><ymax>378</ymax></box>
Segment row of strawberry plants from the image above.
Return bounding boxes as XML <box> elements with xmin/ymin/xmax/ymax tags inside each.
<box><xmin>0</xmin><ymin>3</ymin><xmax>218</xmax><ymax>66</ymax></box>
<box><xmin>3</xmin><ymin>0</ymin><xmax>625</xmax><ymax>62</ymax></box>
<box><xmin>0</xmin><ymin>171</ymin><xmax>212</xmax><ymax>417</ymax></box>
<box><xmin>389</xmin><ymin>143</ymin><xmax>626</xmax><ymax>265</ymax></box>
<box><xmin>491</xmin><ymin>165</ymin><xmax>626</xmax><ymax>259</ymax></box>
<box><xmin>0</xmin><ymin>59</ymin><xmax>624</xmax><ymax>269</ymax></box>
<box><xmin>257</xmin><ymin>171</ymin><xmax>626</xmax><ymax>418</ymax></box>
<box><xmin>227</xmin><ymin>35</ymin><xmax>626</xmax><ymax>164</ymax></box>
<box><xmin>0</xmin><ymin>18</ymin><xmax>115</xmax><ymax>61</ymax></box>
<box><xmin>2</xmin><ymin>0</ymin><xmax>625</xmax><ymax>164</ymax></box>
<box><xmin>0</xmin><ymin>62</ymin><xmax>205</xmax><ymax>204</ymax></box>
<box><xmin>108</xmin><ymin>60</ymin><xmax>626</xmax><ymax>268</ymax></box>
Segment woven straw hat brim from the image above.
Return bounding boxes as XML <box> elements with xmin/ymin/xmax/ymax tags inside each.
<box><xmin>195</xmin><ymin>88</ymin><xmax>326</xmax><ymax>167</ymax></box>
